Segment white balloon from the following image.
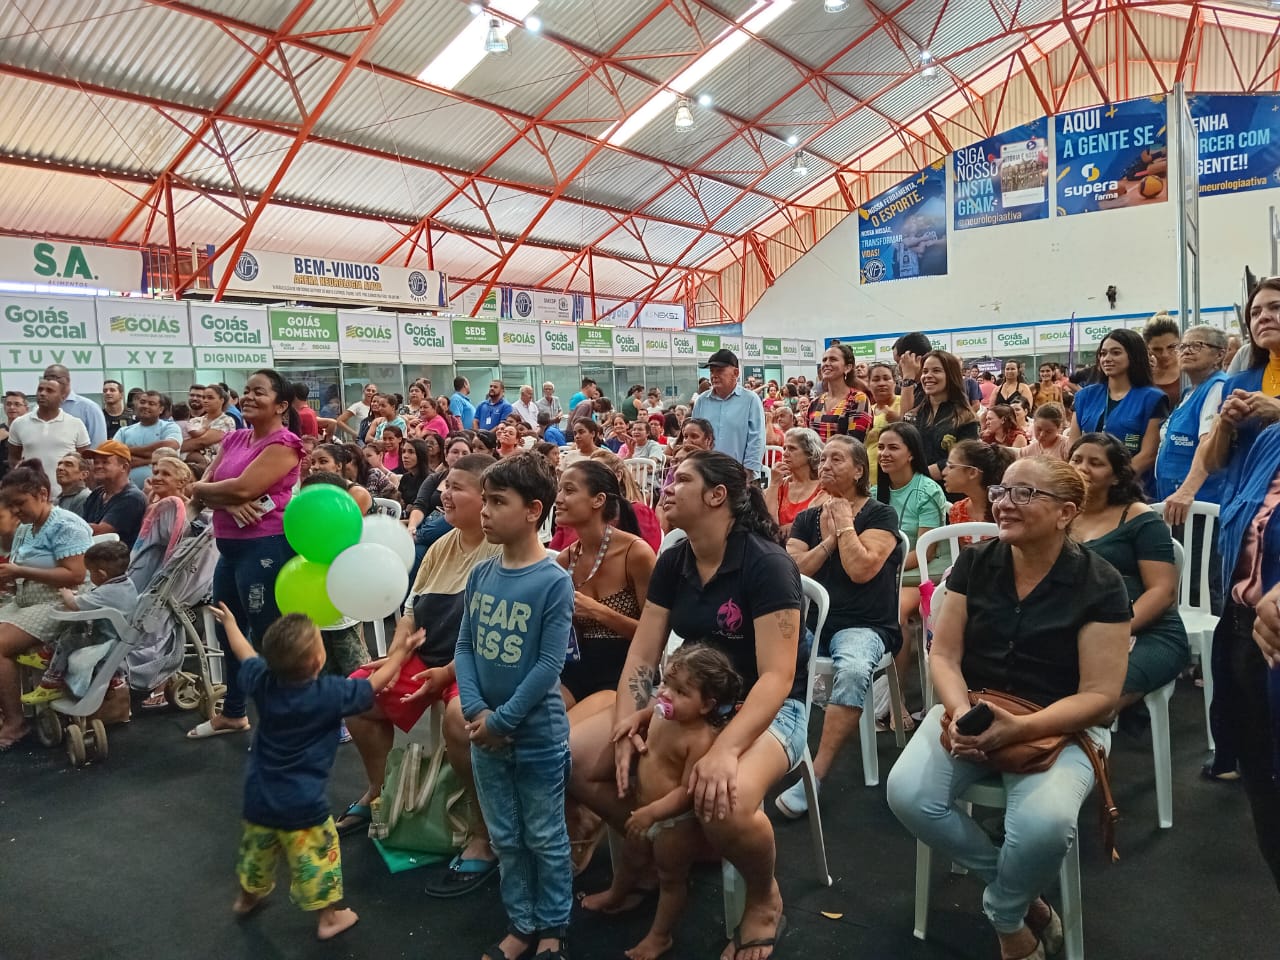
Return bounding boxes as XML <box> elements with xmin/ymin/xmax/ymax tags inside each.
<box><xmin>361</xmin><ymin>513</ymin><xmax>416</xmax><ymax>571</ymax></box>
<box><xmin>326</xmin><ymin>543</ymin><xmax>409</xmax><ymax>622</ymax></box>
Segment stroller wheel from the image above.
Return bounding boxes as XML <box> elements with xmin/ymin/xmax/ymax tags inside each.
<box><xmin>168</xmin><ymin>676</ymin><xmax>202</xmax><ymax>712</ymax></box>
<box><xmin>35</xmin><ymin>708</ymin><xmax>63</xmax><ymax>748</ymax></box>
<box><xmin>90</xmin><ymin>720</ymin><xmax>108</xmax><ymax>760</ymax></box>
<box><xmin>66</xmin><ymin>724</ymin><xmax>86</xmax><ymax>767</ymax></box>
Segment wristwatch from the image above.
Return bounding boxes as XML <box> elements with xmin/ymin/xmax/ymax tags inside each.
<box><xmin>900</xmin><ymin>378</ymin><xmax>919</xmax><ymax>389</ymax></box>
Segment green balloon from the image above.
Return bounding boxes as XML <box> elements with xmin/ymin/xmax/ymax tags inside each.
<box><xmin>283</xmin><ymin>484</ymin><xmax>362</xmax><ymax>563</ymax></box>
<box><xmin>274</xmin><ymin>556</ymin><xmax>342</xmax><ymax>625</ymax></box>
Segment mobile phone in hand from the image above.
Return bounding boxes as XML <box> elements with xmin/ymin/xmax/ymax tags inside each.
<box><xmin>955</xmin><ymin>701</ymin><xmax>994</xmax><ymax>736</ymax></box>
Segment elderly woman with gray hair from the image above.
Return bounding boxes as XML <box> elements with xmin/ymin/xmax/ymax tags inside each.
<box><xmin>777</xmin><ymin>435</ymin><xmax>902</xmax><ymax>817</ymax></box>
<box><xmin>765</xmin><ymin>426</ymin><xmax>827</xmax><ymax>539</ymax></box>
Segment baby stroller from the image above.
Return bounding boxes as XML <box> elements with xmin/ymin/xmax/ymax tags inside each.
<box><xmin>30</xmin><ymin>523</ymin><xmax>221</xmax><ymax>765</ymax></box>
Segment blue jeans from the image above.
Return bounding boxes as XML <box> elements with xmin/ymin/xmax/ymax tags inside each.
<box><xmin>827</xmin><ymin>627</ymin><xmax>887</xmax><ymax>711</ymax></box>
<box><xmin>213</xmin><ymin>535</ymin><xmax>293</xmax><ymax>720</ymax></box>
<box><xmin>470</xmin><ymin>738</ymin><xmax>573</xmax><ymax>936</ymax></box>
<box><xmin>886</xmin><ymin>705</ymin><xmax>1097</xmax><ymax>933</ymax></box>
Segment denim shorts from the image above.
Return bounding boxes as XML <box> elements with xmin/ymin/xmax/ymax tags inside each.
<box><xmin>767</xmin><ymin>698</ymin><xmax>808</xmax><ymax>769</ymax></box>
<box><xmin>828</xmin><ymin>627</ymin><xmax>888</xmax><ymax>710</ymax></box>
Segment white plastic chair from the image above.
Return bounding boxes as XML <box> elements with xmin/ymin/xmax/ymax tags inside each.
<box><xmin>723</xmin><ymin>575</ymin><xmax>833</xmax><ymax>935</ymax></box>
<box><xmin>763</xmin><ymin>445</ymin><xmax>785</xmax><ymax>470</ymax></box>
<box><xmin>624</xmin><ymin>457</ymin><xmax>661</xmax><ymax>506</ymax></box>
<box><xmin>658</xmin><ymin>527</ymin><xmax>687</xmax><ymax>555</ymax></box>
<box><xmin>1143</xmin><ymin>537</ymin><xmax>1184</xmax><ymax>830</ymax></box>
<box><xmin>814</xmin><ymin>530</ymin><xmax>910</xmax><ymax>786</ymax></box>
<box><xmin>371</xmin><ymin>497</ymin><xmax>402</xmax><ymax>520</ymax></box>
<box><xmin>914</xmin><ymin>523</ymin><xmax>1000</xmax><ymax>708</ymax></box>
<box><xmin>1151</xmin><ymin>500</ymin><xmax>1220</xmax><ymax>749</ymax></box>
<box><xmin>914</xmin><ymin>777</ymin><xmax>1084</xmax><ymax>960</ymax></box>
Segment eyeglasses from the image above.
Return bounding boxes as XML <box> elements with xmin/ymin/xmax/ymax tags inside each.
<box><xmin>987</xmin><ymin>484</ymin><xmax>1067</xmax><ymax>505</ymax></box>
<box><xmin>1176</xmin><ymin>341</ymin><xmax>1220</xmax><ymax>353</ymax></box>
<box><xmin>943</xmin><ymin>460</ymin><xmax>976</xmax><ymax>471</ymax></box>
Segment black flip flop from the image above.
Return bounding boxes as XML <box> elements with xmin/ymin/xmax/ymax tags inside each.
<box><xmin>424</xmin><ymin>853</ymin><xmax>499</xmax><ymax>898</ymax></box>
<box><xmin>732</xmin><ymin>913</ymin><xmax>787</xmax><ymax>959</ymax></box>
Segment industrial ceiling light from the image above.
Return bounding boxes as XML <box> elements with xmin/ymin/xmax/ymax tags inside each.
<box><xmin>674</xmin><ymin>97</ymin><xmax>694</xmax><ymax>131</ymax></box>
<box><xmin>697</xmin><ymin>92</ymin><xmax>713</xmax><ymax>107</ymax></box>
<box><xmin>824</xmin><ymin>0</ymin><xmax>848</xmax><ymax>11</ymax></box>
<box><xmin>791</xmin><ymin>151</ymin><xmax>809</xmax><ymax>176</ymax></box>
<box><xmin>484</xmin><ymin>18</ymin><xmax>508</xmax><ymax>54</ymax></box>
<box><xmin>919</xmin><ymin>49</ymin><xmax>938</xmax><ymax>78</ymax></box>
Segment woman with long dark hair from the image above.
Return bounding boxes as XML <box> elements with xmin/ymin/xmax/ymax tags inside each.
<box><xmin>1069</xmin><ymin>433</ymin><xmax>1188</xmax><ymax>710</ymax></box>
<box><xmin>396</xmin><ymin>438</ymin><xmax>434</xmax><ymax>507</ymax></box>
<box><xmin>555</xmin><ymin>461</ymin><xmax>656</xmax><ymax>711</ymax></box>
<box><xmin>1069</xmin><ymin>327</ymin><xmax>1170</xmax><ymax>484</ymax></box>
<box><xmin>907</xmin><ymin>350</ymin><xmax>980</xmax><ymax>485</ymax></box>
<box><xmin>878</xmin><ymin>421</ymin><xmax>948</xmax><ymax>729</ymax></box>
<box><xmin>572</xmin><ymin>452</ymin><xmax>803</xmax><ymax>957</ymax></box>
<box><xmin>993</xmin><ymin>360</ymin><xmax>1034</xmax><ymax>411</ymax></box>
<box><xmin>187</xmin><ymin>369</ymin><xmax>303</xmax><ymax>739</ymax></box>
<box><xmin>807</xmin><ymin>343</ymin><xmax>873</xmax><ymax>443</ymax></box>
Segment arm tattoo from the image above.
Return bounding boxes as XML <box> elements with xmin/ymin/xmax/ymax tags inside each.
<box><xmin>775</xmin><ymin>608</ymin><xmax>800</xmax><ymax>642</ymax></box>
<box><xmin>628</xmin><ymin>665</ymin><xmax>656</xmax><ymax>710</ymax></box>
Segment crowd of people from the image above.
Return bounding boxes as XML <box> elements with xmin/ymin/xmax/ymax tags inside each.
<box><xmin>3</xmin><ymin>293</ymin><xmax>1280</xmax><ymax>960</ymax></box>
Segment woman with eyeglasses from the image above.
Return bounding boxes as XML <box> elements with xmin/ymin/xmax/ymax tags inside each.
<box><xmin>1069</xmin><ymin>328</ymin><xmax>1170</xmax><ymax>490</ymax></box>
<box><xmin>944</xmin><ymin>440</ymin><xmax>1015</xmax><ymax>531</ymax></box>
<box><xmin>887</xmin><ymin>456</ymin><xmax>1131</xmax><ymax>960</ymax></box>
<box><xmin>1069</xmin><ymin>433</ymin><xmax>1189</xmax><ymax>713</ymax></box>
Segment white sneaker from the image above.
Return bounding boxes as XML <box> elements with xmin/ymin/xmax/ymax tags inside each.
<box><xmin>774</xmin><ymin>777</ymin><xmax>815</xmax><ymax>819</ymax></box>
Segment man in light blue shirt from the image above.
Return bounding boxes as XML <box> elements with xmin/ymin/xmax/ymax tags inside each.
<box><xmin>43</xmin><ymin>364</ymin><xmax>106</xmax><ymax>448</ymax></box>
<box><xmin>692</xmin><ymin>349</ymin><xmax>765</xmax><ymax>477</ymax></box>
<box><xmin>114</xmin><ymin>390</ymin><xmax>181</xmax><ymax>488</ymax></box>
<box><xmin>450</xmin><ymin>375</ymin><xmax>476</xmax><ymax>430</ymax></box>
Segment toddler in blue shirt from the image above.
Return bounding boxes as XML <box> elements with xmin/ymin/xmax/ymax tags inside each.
<box><xmin>212</xmin><ymin>602</ymin><xmax>412</xmax><ymax>940</ymax></box>
<box><xmin>454</xmin><ymin>453</ymin><xmax>574</xmax><ymax>960</ymax></box>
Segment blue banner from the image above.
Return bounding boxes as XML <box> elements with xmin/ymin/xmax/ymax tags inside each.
<box><xmin>1188</xmin><ymin>92</ymin><xmax>1280</xmax><ymax>196</ymax></box>
<box><xmin>858</xmin><ymin>161</ymin><xmax>948</xmax><ymax>283</ymax></box>
<box><xmin>1055</xmin><ymin>96</ymin><xmax>1168</xmax><ymax>216</ymax></box>
<box><xmin>952</xmin><ymin>119</ymin><xmax>1049</xmax><ymax>230</ymax></box>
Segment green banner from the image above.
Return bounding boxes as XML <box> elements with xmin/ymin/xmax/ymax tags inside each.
<box><xmin>696</xmin><ymin>333</ymin><xmax>721</xmax><ymax>355</ymax></box>
<box><xmin>450</xmin><ymin>318</ymin><xmax>499</xmax><ymax>358</ymax></box>
<box><xmin>850</xmin><ymin>341</ymin><xmax>876</xmax><ymax>360</ymax></box>
<box><xmin>268</xmin><ymin>306</ymin><xmax>339</xmax><ymax>357</ymax></box>
<box><xmin>762</xmin><ymin>338</ymin><xmax>783</xmax><ymax>358</ymax></box>
<box><xmin>577</xmin><ymin>325</ymin><xmax>613</xmax><ymax>357</ymax></box>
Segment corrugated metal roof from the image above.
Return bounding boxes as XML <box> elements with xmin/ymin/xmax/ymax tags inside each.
<box><xmin>4</xmin><ymin>0</ymin><xmax>1279</xmax><ymax>303</ymax></box>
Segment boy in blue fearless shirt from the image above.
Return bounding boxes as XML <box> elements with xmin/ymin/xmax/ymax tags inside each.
<box><xmin>455</xmin><ymin>452</ymin><xmax>574</xmax><ymax>960</ymax></box>
<box><xmin>211</xmin><ymin>602</ymin><xmax>412</xmax><ymax>941</ymax></box>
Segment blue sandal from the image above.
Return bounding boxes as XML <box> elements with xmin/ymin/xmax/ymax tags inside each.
<box><xmin>335</xmin><ymin>801</ymin><xmax>372</xmax><ymax>837</ymax></box>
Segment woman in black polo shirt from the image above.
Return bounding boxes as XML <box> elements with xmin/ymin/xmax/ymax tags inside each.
<box><xmin>570</xmin><ymin>451</ymin><xmax>802</xmax><ymax>956</ymax></box>
<box><xmin>887</xmin><ymin>456</ymin><xmax>1130</xmax><ymax>960</ymax></box>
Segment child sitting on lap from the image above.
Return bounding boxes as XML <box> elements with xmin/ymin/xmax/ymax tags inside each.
<box><xmin>22</xmin><ymin>540</ymin><xmax>135</xmax><ymax>704</ymax></box>
<box><xmin>622</xmin><ymin>644</ymin><xmax>742</xmax><ymax>960</ymax></box>
<box><xmin>454</xmin><ymin>453</ymin><xmax>575</xmax><ymax>960</ymax></box>
<box><xmin>212</xmin><ymin>602</ymin><xmax>413</xmax><ymax>940</ymax></box>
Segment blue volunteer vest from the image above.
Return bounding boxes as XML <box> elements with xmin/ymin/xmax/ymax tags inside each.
<box><xmin>1073</xmin><ymin>382</ymin><xmax>1166</xmax><ymax>455</ymax></box>
<box><xmin>1155</xmin><ymin>371</ymin><xmax>1228</xmax><ymax>502</ymax></box>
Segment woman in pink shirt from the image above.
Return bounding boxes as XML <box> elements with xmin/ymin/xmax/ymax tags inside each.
<box><xmin>186</xmin><ymin>368</ymin><xmax>303</xmax><ymax>739</ymax></box>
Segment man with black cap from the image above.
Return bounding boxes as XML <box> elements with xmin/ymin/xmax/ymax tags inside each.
<box><xmin>693</xmin><ymin>348</ymin><xmax>765</xmax><ymax>477</ymax></box>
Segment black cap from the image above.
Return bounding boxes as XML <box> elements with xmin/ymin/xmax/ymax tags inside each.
<box><xmin>707</xmin><ymin>348</ymin><xmax>738</xmax><ymax>368</ymax></box>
